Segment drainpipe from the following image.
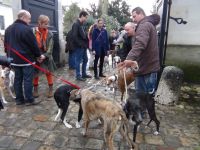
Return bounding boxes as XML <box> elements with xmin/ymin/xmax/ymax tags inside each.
<box><xmin>159</xmin><ymin>0</ymin><xmax>172</xmax><ymax>71</ymax></box>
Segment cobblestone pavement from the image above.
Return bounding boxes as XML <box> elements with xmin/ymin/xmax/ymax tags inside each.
<box><xmin>0</xmin><ymin>66</ymin><xmax>200</xmax><ymax>150</ymax></box>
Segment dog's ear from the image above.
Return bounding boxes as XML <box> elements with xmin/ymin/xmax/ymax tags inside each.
<box><xmin>70</xmin><ymin>89</ymin><xmax>80</xmax><ymax>99</ymax></box>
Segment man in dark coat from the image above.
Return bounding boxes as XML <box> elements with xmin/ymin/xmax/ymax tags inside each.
<box><xmin>71</xmin><ymin>11</ymin><xmax>91</xmax><ymax>81</ymax></box>
<box><xmin>4</xmin><ymin>10</ymin><xmax>45</xmax><ymax>105</ymax></box>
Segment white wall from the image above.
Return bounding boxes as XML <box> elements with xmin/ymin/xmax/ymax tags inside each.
<box><xmin>168</xmin><ymin>0</ymin><xmax>200</xmax><ymax>45</ymax></box>
<box><xmin>0</xmin><ymin>5</ymin><xmax>13</xmax><ymax>35</ymax></box>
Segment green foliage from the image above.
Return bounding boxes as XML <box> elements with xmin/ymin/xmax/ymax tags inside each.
<box><xmin>63</xmin><ymin>3</ymin><xmax>81</xmax><ymax>35</ymax></box>
<box><xmin>86</xmin><ymin>3</ymin><xmax>100</xmax><ymax>19</ymax></box>
<box><xmin>84</xmin><ymin>15</ymin><xmax>95</xmax><ymax>33</ymax></box>
<box><xmin>101</xmin><ymin>14</ymin><xmax>121</xmax><ymax>33</ymax></box>
<box><xmin>108</xmin><ymin>0</ymin><xmax>131</xmax><ymax>26</ymax></box>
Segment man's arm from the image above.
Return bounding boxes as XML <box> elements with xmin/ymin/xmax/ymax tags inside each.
<box><xmin>23</xmin><ymin>28</ymin><xmax>41</xmax><ymax>58</ymax></box>
<box><xmin>72</xmin><ymin>23</ymin><xmax>81</xmax><ymax>48</ymax></box>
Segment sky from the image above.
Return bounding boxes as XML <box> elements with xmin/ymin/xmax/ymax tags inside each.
<box><xmin>62</xmin><ymin>0</ymin><xmax>156</xmax><ymax>15</ymax></box>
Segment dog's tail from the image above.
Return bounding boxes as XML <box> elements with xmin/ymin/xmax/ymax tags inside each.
<box><xmin>119</xmin><ymin>111</ymin><xmax>135</xmax><ymax>149</ymax></box>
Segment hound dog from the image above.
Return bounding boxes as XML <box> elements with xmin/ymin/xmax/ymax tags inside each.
<box><xmin>54</xmin><ymin>84</ymin><xmax>83</xmax><ymax>128</ymax></box>
<box><xmin>113</xmin><ymin>56</ymin><xmax>121</xmax><ymax>68</ymax></box>
<box><xmin>0</xmin><ymin>67</ymin><xmax>15</xmax><ymax>104</ymax></box>
<box><xmin>70</xmin><ymin>89</ymin><xmax>134</xmax><ymax>150</ymax></box>
<box><xmin>106</xmin><ymin>68</ymin><xmax>136</xmax><ymax>101</ymax></box>
<box><xmin>124</xmin><ymin>89</ymin><xmax>160</xmax><ymax>142</ymax></box>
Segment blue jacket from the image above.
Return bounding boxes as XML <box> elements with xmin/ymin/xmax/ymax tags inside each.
<box><xmin>4</xmin><ymin>19</ymin><xmax>41</xmax><ymax>65</ymax></box>
<box><xmin>92</xmin><ymin>28</ymin><xmax>109</xmax><ymax>56</ymax></box>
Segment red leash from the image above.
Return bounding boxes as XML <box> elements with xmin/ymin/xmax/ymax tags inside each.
<box><xmin>5</xmin><ymin>44</ymin><xmax>80</xmax><ymax>89</ymax></box>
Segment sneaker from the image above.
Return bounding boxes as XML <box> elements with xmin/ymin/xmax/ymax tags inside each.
<box><xmin>99</xmin><ymin>74</ymin><xmax>106</xmax><ymax>77</ymax></box>
<box><xmin>76</xmin><ymin>77</ymin><xmax>86</xmax><ymax>81</ymax></box>
<box><xmin>82</xmin><ymin>74</ymin><xmax>92</xmax><ymax>78</ymax></box>
<box><xmin>25</xmin><ymin>100</ymin><xmax>42</xmax><ymax>106</ymax></box>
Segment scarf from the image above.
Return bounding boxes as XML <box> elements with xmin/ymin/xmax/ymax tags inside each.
<box><xmin>35</xmin><ymin>27</ymin><xmax>48</xmax><ymax>51</ymax></box>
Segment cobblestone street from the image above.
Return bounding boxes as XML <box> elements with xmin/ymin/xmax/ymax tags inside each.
<box><xmin>0</xmin><ymin>66</ymin><xmax>200</xmax><ymax>150</ymax></box>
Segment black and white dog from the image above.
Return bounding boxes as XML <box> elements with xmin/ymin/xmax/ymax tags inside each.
<box><xmin>54</xmin><ymin>84</ymin><xmax>83</xmax><ymax>128</ymax></box>
<box><xmin>124</xmin><ymin>89</ymin><xmax>160</xmax><ymax>142</ymax></box>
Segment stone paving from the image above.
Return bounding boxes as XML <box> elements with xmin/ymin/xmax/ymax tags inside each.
<box><xmin>0</xmin><ymin>66</ymin><xmax>200</xmax><ymax>150</ymax></box>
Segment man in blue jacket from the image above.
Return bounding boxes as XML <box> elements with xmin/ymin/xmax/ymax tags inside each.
<box><xmin>92</xmin><ymin>18</ymin><xmax>109</xmax><ymax>79</ymax></box>
<box><xmin>4</xmin><ymin>10</ymin><xmax>45</xmax><ymax>106</ymax></box>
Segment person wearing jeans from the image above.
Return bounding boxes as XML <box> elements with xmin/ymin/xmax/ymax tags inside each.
<box><xmin>13</xmin><ymin>65</ymin><xmax>35</xmax><ymax>104</ymax></box>
<box><xmin>71</xmin><ymin>11</ymin><xmax>91</xmax><ymax>81</ymax></box>
<box><xmin>118</xmin><ymin>7</ymin><xmax>160</xmax><ymax>98</ymax></box>
<box><xmin>4</xmin><ymin>10</ymin><xmax>45</xmax><ymax>105</ymax></box>
<box><xmin>74</xmin><ymin>48</ymin><xmax>88</xmax><ymax>79</ymax></box>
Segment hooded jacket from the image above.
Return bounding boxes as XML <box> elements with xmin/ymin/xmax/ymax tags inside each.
<box><xmin>126</xmin><ymin>14</ymin><xmax>160</xmax><ymax>75</ymax></box>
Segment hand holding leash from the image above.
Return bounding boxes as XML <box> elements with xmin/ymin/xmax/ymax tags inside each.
<box><xmin>117</xmin><ymin>60</ymin><xmax>139</xmax><ymax>71</ymax></box>
<box><xmin>37</xmin><ymin>55</ymin><xmax>46</xmax><ymax>63</ymax></box>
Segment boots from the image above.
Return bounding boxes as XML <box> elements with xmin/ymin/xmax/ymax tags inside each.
<box><xmin>33</xmin><ymin>85</ymin><xmax>39</xmax><ymax>98</ymax></box>
<box><xmin>47</xmin><ymin>85</ymin><xmax>53</xmax><ymax>98</ymax></box>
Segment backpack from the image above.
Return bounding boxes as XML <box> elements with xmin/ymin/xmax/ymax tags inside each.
<box><xmin>65</xmin><ymin>30</ymin><xmax>74</xmax><ymax>53</ymax></box>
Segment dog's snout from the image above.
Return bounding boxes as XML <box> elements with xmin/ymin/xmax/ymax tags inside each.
<box><xmin>137</xmin><ymin>112</ymin><xmax>143</xmax><ymax>123</ymax></box>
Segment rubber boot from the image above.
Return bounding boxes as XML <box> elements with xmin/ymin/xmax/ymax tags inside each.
<box><xmin>33</xmin><ymin>85</ymin><xmax>39</xmax><ymax>98</ymax></box>
<box><xmin>47</xmin><ymin>85</ymin><xmax>53</xmax><ymax>98</ymax></box>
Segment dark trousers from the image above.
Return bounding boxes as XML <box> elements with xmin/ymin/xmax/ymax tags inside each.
<box><xmin>13</xmin><ymin>65</ymin><xmax>34</xmax><ymax>103</ymax></box>
<box><xmin>68</xmin><ymin>50</ymin><xmax>76</xmax><ymax>69</ymax></box>
<box><xmin>94</xmin><ymin>52</ymin><xmax>105</xmax><ymax>77</ymax></box>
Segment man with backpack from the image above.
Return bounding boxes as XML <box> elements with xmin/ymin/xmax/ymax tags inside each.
<box><xmin>65</xmin><ymin>30</ymin><xmax>75</xmax><ymax>70</ymax></box>
<box><xmin>71</xmin><ymin>11</ymin><xmax>91</xmax><ymax>81</ymax></box>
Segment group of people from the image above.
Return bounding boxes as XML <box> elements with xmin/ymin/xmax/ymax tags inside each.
<box><xmin>67</xmin><ymin>7</ymin><xmax>160</xmax><ymax>98</ymax></box>
<box><xmin>67</xmin><ymin>12</ymin><xmax>110</xmax><ymax>81</ymax></box>
<box><xmin>3</xmin><ymin>6</ymin><xmax>160</xmax><ymax>106</ymax></box>
<box><xmin>4</xmin><ymin>10</ymin><xmax>56</xmax><ymax>105</ymax></box>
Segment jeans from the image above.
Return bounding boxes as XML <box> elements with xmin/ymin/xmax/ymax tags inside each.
<box><xmin>74</xmin><ymin>48</ymin><xmax>88</xmax><ymax>78</ymax></box>
<box><xmin>13</xmin><ymin>65</ymin><xmax>34</xmax><ymax>103</ymax></box>
<box><xmin>135</xmin><ymin>72</ymin><xmax>158</xmax><ymax>95</ymax></box>
<box><xmin>68</xmin><ymin>50</ymin><xmax>76</xmax><ymax>69</ymax></box>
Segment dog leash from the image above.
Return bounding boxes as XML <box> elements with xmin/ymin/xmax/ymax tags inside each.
<box><xmin>5</xmin><ymin>44</ymin><xmax>80</xmax><ymax>89</ymax></box>
<box><xmin>123</xmin><ymin>68</ymin><xmax>128</xmax><ymax>104</ymax></box>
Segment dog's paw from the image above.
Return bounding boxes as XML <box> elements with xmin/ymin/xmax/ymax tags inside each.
<box><xmin>2</xmin><ymin>100</ymin><xmax>8</xmax><ymax>104</ymax></box>
<box><xmin>75</xmin><ymin>122</ymin><xmax>81</xmax><ymax>128</ymax></box>
<box><xmin>81</xmin><ymin>129</ymin><xmax>86</xmax><ymax>136</ymax></box>
<box><xmin>54</xmin><ymin>117</ymin><xmax>60</xmax><ymax>122</ymax></box>
<box><xmin>12</xmin><ymin>96</ymin><xmax>16</xmax><ymax>99</ymax></box>
<box><xmin>153</xmin><ymin>131</ymin><xmax>159</xmax><ymax>135</ymax></box>
<box><xmin>63</xmin><ymin>122</ymin><xmax>73</xmax><ymax>128</ymax></box>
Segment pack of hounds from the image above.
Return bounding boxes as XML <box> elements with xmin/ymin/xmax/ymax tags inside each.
<box><xmin>0</xmin><ymin>65</ymin><xmax>160</xmax><ymax>150</ymax></box>
<box><xmin>54</xmin><ymin>67</ymin><xmax>160</xmax><ymax>150</ymax></box>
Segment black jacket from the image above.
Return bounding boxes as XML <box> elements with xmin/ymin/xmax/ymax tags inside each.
<box><xmin>4</xmin><ymin>19</ymin><xmax>41</xmax><ymax>65</ymax></box>
<box><xmin>71</xmin><ymin>19</ymin><xmax>88</xmax><ymax>49</ymax></box>
<box><xmin>120</xmin><ymin>35</ymin><xmax>133</xmax><ymax>61</ymax></box>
